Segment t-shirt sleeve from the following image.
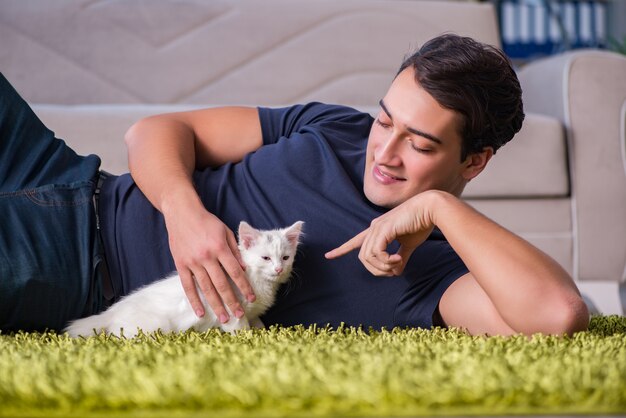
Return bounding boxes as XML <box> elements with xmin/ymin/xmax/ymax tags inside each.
<box><xmin>257</xmin><ymin>102</ymin><xmax>371</xmax><ymax>146</ymax></box>
<box><xmin>394</xmin><ymin>234</ymin><xmax>470</xmax><ymax>329</ymax></box>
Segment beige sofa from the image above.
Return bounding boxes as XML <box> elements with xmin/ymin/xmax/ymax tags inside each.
<box><xmin>2</xmin><ymin>0</ymin><xmax>625</xmax><ymax>314</ymax></box>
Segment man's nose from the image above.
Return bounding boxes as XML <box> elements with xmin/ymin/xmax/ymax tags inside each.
<box><xmin>376</xmin><ymin>134</ymin><xmax>403</xmax><ymax>165</ymax></box>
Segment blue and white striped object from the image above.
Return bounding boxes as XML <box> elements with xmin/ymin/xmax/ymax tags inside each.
<box><xmin>497</xmin><ymin>0</ymin><xmax>608</xmax><ymax>58</ymax></box>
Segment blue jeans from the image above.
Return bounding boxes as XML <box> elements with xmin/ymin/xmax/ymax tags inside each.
<box><xmin>0</xmin><ymin>73</ymin><xmax>105</xmax><ymax>331</ymax></box>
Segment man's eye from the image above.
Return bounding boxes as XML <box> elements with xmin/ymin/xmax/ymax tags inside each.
<box><xmin>375</xmin><ymin>118</ymin><xmax>391</xmax><ymax>129</ymax></box>
<box><xmin>409</xmin><ymin>141</ymin><xmax>432</xmax><ymax>153</ymax></box>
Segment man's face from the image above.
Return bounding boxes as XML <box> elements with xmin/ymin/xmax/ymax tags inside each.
<box><xmin>363</xmin><ymin>68</ymin><xmax>473</xmax><ymax>208</ymax></box>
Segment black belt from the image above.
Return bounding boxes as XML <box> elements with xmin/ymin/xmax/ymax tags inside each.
<box><xmin>94</xmin><ymin>170</ymin><xmax>115</xmax><ymax>302</ymax></box>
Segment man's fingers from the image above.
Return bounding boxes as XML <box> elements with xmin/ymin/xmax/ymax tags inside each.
<box><xmin>226</xmin><ymin>230</ymin><xmax>247</xmax><ymax>271</ymax></box>
<box><xmin>368</xmin><ymin>255</ymin><xmax>403</xmax><ymax>274</ymax></box>
<box><xmin>225</xmin><ymin>232</ymin><xmax>256</xmax><ymax>303</ymax></box>
<box><xmin>189</xmin><ymin>268</ymin><xmax>233</xmax><ymax>322</ymax></box>
<box><xmin>325</xmin><ymin>229</ymin><xmax>369</xmax><ymax>259</ymax></box>
<box><xmin>179</xmin><ymin>269</ymin><xmax>207</xmax><ymax>318</ymax></box>
<box><xmin>221</xmin><ymin>251</ymin><xmax>256</xmax><ymax>303</ymax></box>
<box><xmin>206</xmin><ymin>263</ymin><xmax>245</xmax><ymax>320</ymax></box>
<box><xmin>390</xmin><ymin>244</ymin><xmax>417</xmax><ymax>275</ymax></box>
<box><xmin>358</xmin><ymin>250</ymin><xmax>402</xmax><ymax>276</ymax></box>
<box><xmin>358</xmin><ymin>256</ymin><xmax>395</xmax><ymax>277</ymax></box>
<box><xmin>396</xmin><ymin>244</ymin><xmax>416</xmax><ymax>261</ymax></box>
<box><xmin>195</xmin><ymin>268</ymin><xmax>230</xmax><ymax>324</ymax></box>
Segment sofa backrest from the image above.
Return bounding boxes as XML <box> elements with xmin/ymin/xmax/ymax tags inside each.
<box><xmin>5</xmin><ymin>0</ymin><xmax>566</xmax><ymax>202</ymax></box>
<box><xmin>1</xmin><ymin>0</ymin><xmax>500</xmax><ymax>107</ymax></box>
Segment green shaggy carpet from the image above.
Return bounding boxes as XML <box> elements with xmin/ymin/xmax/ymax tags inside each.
<box><xmin>1</xmin><ymin>316</ymin><xmax>625</xmax><ymax>418</ymax></box>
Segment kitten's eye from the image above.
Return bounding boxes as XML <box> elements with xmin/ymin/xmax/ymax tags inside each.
<box><xmin>262</xmin><ymin>256</ymin><xmax>271</xmax><ymax>261</ymax></box>
<box><xmin>282</xmin><ymin>256</ymin><xmax>290</xmax><ymax>261</ymax></box>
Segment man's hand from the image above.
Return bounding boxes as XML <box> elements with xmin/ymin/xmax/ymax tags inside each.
<box><xmin>163</xmin><ymin>195</ymin><xmax>255</xmax><ymax>322</ymax></box>
<box><xmin>124</xmin><ymin>107</ymin><xmax>263</xmax><ymax>323</ymax></box>
<box><xmin>325</xmin><ymin>193</ymin><xmax>436</xmax><ymax>276</ymax></box>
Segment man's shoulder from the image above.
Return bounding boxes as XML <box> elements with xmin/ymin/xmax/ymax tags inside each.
<box><xmin>260</xmin><ymin>102</ymin><xmax>373</xmax><ymax>125</ymax></box>
<box><xmin>257</xmin><ymin>102</ymin><xmax>373</xmax><ymax>146</ymax></box>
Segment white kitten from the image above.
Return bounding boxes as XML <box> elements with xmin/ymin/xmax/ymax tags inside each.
<box><xmin>65</xmin><ymin>221</ymin><xmax>303</xmax><ymax>337</ymax></box>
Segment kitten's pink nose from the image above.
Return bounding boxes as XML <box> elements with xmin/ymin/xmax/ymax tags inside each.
<box><xmin>275</xmin><ymin>266</ymin><xmax>283</xmax><ymax>274</ymax></box>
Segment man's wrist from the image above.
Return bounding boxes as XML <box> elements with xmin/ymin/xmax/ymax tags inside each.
<box><xmin>414</xmin><ymin>189</ymin><xmax>457</xmax><ymax>227</ymax></box>
<box><xmin>160</xmin><ymin>182</ymin><xmax>204</xmax><ymax>218</ymax></box>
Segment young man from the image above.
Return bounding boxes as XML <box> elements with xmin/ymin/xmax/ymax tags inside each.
<box><xmin>0</xmin><ymin>34</ymin><xmax>589</xmax><ymax>336</ymax></box>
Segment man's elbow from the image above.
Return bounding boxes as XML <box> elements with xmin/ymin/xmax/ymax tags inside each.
<box><xmin>124</xmin><ymin>117</ymin><xmax>150</xmax><ymax>149</ymax></box>
<box><xmin>549</xmin><ymin>294</ymin><xmax>590</xmax><ymax>336</ymax></box>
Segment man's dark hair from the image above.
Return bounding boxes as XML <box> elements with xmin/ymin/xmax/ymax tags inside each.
<box><xmin>397</xmin><ymin>34</ymin><xmax>525</xmax><ymax>161</ymax></box>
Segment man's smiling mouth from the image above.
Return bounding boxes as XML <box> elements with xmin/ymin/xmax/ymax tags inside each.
<box><xmin>373</xmin><ymin>165</ymin><xmax>406</xmax><ymax>184</ymax></box>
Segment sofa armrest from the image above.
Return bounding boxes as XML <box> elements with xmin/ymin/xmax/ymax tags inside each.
<box><xmin>518</xmin><ymin>50</ymin><xmax>626</xmax><ymax>283</ymax></box>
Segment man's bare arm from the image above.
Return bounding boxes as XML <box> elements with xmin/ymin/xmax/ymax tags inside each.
<box><xmin>125</xmin><ymin>107</ymin><xmax>263</xmax><ymax>322</ymax></box>
<box><xmin>428</xmin><ymin>191</ymin><xmax>588</xmax><ymax>336</ymax></box>
<box><xmin>326</xmin><ymin>190</ymin><xmax>589</xmax><ymax>336</ymax></box>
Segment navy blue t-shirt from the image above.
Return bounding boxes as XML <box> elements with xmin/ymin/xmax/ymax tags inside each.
<box><xmin>99</xmin><ymin>103</ymin><xmax>469</xmax><ymax>329</ymax></box>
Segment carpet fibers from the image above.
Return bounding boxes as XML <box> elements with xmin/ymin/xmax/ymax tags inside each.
<box><xmin>0</xmin><ymin>316</ymin><xmax>624</xmax><ymax>417</ymax></box>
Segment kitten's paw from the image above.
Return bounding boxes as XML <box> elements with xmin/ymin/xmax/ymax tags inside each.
<box><xmin>250</xmin><ymin>317</ymin><xmax>265</xmax><ymax>329</ymax></box>
<box><xmin>64</xmin><ymin>322</ymin><xmax>102</xmax><ymax>338</ymax></box>
<box><xmin>221</xmin><ymin>316</ymin><xmax>251</xmax><ymax>334</ymax></box>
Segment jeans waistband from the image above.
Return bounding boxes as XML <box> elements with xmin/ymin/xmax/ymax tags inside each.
<box><xmin>94</xmin><ymin>170</ymin><xmax>115</xmax><ymax>303</ymax></box>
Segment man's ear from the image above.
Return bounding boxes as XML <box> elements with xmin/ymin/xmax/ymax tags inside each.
<box><xmin>462</xmin><ymin>147</ymin><xmax>494</xmax><ymax>181</ymax></box>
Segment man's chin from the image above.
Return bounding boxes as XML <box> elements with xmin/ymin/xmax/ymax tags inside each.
<box><xmin>363</xmin><ymin>188</ymin><xmax>403</xmax><ymax>209</ymax></box>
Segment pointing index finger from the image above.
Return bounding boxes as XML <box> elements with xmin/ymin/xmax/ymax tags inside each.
<box><xmin>325</xmin><ymin>229</ymin><xmax>369</xmax><ymax>259</ymax></box>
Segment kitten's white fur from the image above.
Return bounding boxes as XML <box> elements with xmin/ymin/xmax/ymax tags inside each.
<box><xmin>65</xmin><ymin>221</ymin><xmax>303</xmax><ymax>337</ymax></box>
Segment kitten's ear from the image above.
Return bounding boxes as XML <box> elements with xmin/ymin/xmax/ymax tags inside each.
<box><xmin>284</xmin><ymin>221</ymin><xmax>304</xmax><ymax>246</ymax></box>
<box><xmin>238</xmin><ymin>221</ymin><xmax>260</xmax><ymax>249</ymax></box>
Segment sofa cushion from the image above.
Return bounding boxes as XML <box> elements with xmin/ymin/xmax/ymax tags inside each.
<box><xmin>467</xmin><ymin>198</ymin><xmax>573</xmax><ymax>275</ymax></box>
<box><xmin>32</xmin><ymin>104</ymin><xmax>204</xmax><ymax>175</ymax></box>
<box><xmin>464</xmin><ymin>113</ymin><xmax>569</xmax><ymax>198</ymax></box>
